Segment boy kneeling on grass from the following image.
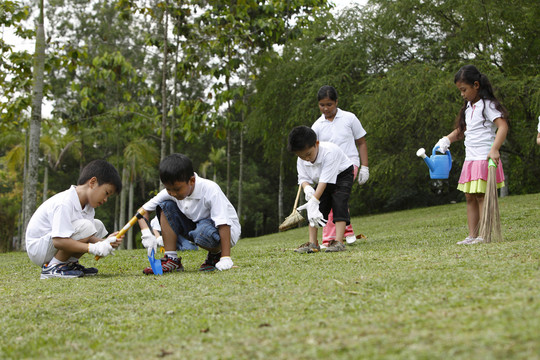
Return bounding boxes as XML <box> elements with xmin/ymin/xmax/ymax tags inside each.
<box><xmin>26</xmin><ymin>160</ymin><xmax>124</xmax><ymax>279</ymax></box>
<box><xmin>288</xmin><ymin>126</ymin><xmax>354</xmax><ymax>253</ymax></box>
<box><xmin>138</xmin><ymin>153</ymin><xmax>241</xmax><ymax>274</ymax></box>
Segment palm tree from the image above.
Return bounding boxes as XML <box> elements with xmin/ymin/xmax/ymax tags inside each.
<box><xmin>208</xmin><ymin>146</ymin><xmax>226</xmax><ymax>182</ymax></box>
<box><xmin>40</xmin><ymin>123</ymin><xmax>79</xmax><ymax>201</ymax></box>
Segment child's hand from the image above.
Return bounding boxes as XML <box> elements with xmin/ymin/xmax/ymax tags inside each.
<box><xmin>488</xmin><ymin>148</ymin><xmax>501</xmax><ymax>165</ymax></box>
<box><xmin>435</xmin><ymin>136</ymin><xmax>450</xmax><ymax>153</ymax></box>
<box><xmin>357</xmin><ymin>166</ymin><xmax>369</xmax><ymax>185</ymax></box>
<box><xmin>106</xmin><ymin>232</ymin><xmax>123</xmax><ymax>248</ymax></box>
<box><xmin>88</xmin><ymin>241</ymin><xmax>114</xmax><ymax>257</ymax></box>
<box><xmin>215</xmin><ymin>256</ymin><xmax>233</xmax><ymax>271</ymax></box>
<box><xmin>303</xmin><ymin>185</ymin><xmax>315</xmax><ymax>201</ymax></box>
<box><xmin>297</xmin><ymin>198</ymin><xmax>327</xmax><ymax>227</ymax></box>
<box><xmin>141</xmin><ymin>229</ymin><xmax>160</xmax><ymax>256</ymax></box>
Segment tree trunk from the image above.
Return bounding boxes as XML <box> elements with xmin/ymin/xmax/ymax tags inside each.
<box><xmin>226</xmin><ymin>131</ymin><xmax>231</xmax><ymax>196</ymax></box>
<box><xmin>170</xmin><ymin>31</ymin><xmax>179</xmax><ymax>155</ymax></box>
<box><xmin>500</xmin><ymin>151</ymin><xmax>509</xmax><ymax>197</ymax></box>
<box><xmin>18</xmin><ymin>133</ymin><xmax>29</xmax><ymax>250</ymax></box>
<box><xmin>160</xmin><ymin>0</ymin><xmax>169</xmax><ymax>165</ymax></box>
<box><xmin>114</xmin><ymin>191</ymin><xmax>119</xmax><ymax>232</ymax></box>
<box><xmin>278</xmin><ymin>149</ymin><xmax>284</xmax><ymax>223</ymax></box>
<box><xmin>22</xmin><ymin>0</ymin><xmax>45</xmax><ymax>251</ymax></box>
<box><xmin>127</xmin><ymin>173</ymin><xmax>135</xmax><ymax>250</ymax></box>
<box><xmin>237</xmin><ymin>125</ymin><xmax>243</xmax><ymax>219</ymax></box>
<box><xmin>42</xmin><ymin>165</ymin><xmax>49</xmax><ymax>202</ymax></box>
<box><xmin>119</xmin><ymin>166</ymin><xmax>128</xmax><ymax>249</ymax></box>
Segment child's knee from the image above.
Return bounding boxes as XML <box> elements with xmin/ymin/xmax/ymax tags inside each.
<box><xmin>71</xmin><ymin>219</ymin><xmax>97</xmax><ymax>240</ymax></box>
<box><xmin>93</xmin><ymin>219</ymin><xmax>108</xmax><ymax>238</ymax></box>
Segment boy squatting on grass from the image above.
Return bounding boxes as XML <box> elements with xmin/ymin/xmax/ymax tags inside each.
<box><xmin>288</xmin><ymin>126</ymin><xmax>355</xmax><ymax>253</ymax></box>
<box><xmin>26</xmin><ymin>160</ymin><xmax>124</xmax><ymax>279</ymax></box>
<box><xmin>138</xmin><ymin>153</ymin><xmax>241</xmax><ymax>274</ymax></box>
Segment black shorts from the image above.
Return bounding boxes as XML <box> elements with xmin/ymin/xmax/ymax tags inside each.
<box><xmin>318</xmin><ymin>165</ymin><xmax>354</xmax><ymax>225</ymax></box>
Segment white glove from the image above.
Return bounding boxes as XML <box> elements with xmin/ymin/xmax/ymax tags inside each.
<box><xmin>105</xmin><ymin>235</ymin><xmax>118</xmax><ymax>255</ymax></box>
<box><xmin>215</xmin><ymin>256</ymin><xmax>234</xmax><ymax>271</ymax></box>
<box><xmin>297</xmin><ymin>197</ymin><xmax>327</xmax><ymax>227</ymax></box>
<box><xmin>141</xmin><ymin>228</ymin><xmax>159</xmax><ymax>256</ymax></box>
<box><xmin>88</xmin><ymin>240</ymin><xmax>114</xmax><ymax>257</ymax></box>
<box><xmin>357</xmin><ymin>166</ymin><xmax>369</xmax><ymax>185</ymax></box>
<box><xmin>435</xmin><ymin>136</ymin><xmax>450</xmax><ymax>153</ymax></box>
<box><xmin>303</xmin><ymin>185</ymin><xmax>315</xmax><ymax>202</ymax></box>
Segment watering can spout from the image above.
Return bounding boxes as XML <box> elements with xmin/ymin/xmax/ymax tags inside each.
<box><xmin>416</xmin><ymin>148</ymin><xmax>436</xmax><ymax>172</ymax></box>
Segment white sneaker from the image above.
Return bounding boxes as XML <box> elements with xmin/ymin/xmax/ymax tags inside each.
<box><xmin>345</xmin><ymin>235</ymin><xmax>357</xmax><ymax>244</ymax></box>
<box><xmin>468</xmin><ymin>237</ymin><xmax>485</xmax><ymax>244</ymax></box>
<box><xmin>457</xmin><ymin>236</ymin><xmax>475</xmax><ymax>245</ymax></box>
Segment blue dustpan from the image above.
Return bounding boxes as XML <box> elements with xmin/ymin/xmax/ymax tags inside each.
<box><xmin>147</xmin><ymin>249</ymin><xmax>163</xmax><ymax>275</ymax></box>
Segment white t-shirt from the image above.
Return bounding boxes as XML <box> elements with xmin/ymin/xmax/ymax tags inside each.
<box><xmin>26</xmin><ymin>186</ymin><xmax>95</xmax><ymax>247</ymax></box>
<box><xmin>150</xmin><ymin>216</ymin><xmax>161</xmax><ymax>232</ymax></box>
<box><xmin>142</xmin><ymin>174</ymin><xmax>241</xmax><ymax>245</ymax></box>
<box><xmin>312</xmin><ymin>108</ymin><xmax>367</xmax><ymax>167</ymax></box>
<box><xmin>297</xmin><ymin>142</ymin><xmax>353</xmax><ymax>185</ymax></box>
<box><xmin>464</xmin><ymin>99</ymin><xmax>503</xmax><ymax>161</ymax></box>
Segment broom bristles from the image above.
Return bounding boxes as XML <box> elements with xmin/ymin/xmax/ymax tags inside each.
<box><xmin>477</xmin><ymin>161</ymin><xmax>502</xmax><ymax>243</ymax></box>
<box><xmin>279</xmin><ymin>211</ymin><xmax>304</xmax><ymax>232</ymax></box>
<box><xmin>278</xmin><ymin>184</ymin><xmax>305</xmax><ymax>232</ymax></box>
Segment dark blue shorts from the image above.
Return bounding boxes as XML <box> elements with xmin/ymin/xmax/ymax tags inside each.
<box><xmin>156</xmin><ymin>200</ymin><xmax>220</xmax><ymax>250</ymax></box>
<box><xmin>156</xmin><ymin>200</ymin><xmax>199</xmax><ymax>250</ymax></box>
<box><xmin>318</xmin><ymin>165</ymin><xmax>354</xmax><ymax>225</ymax></box>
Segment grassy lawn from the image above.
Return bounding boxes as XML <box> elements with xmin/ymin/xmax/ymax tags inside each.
<box><xmin>1</xmin><ymin>192</ymin><xmax>539</xmax><ymax>360</ymax></box>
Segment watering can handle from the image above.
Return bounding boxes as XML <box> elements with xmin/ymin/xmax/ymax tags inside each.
<box><xmin>432</xmin><ymin>145</ymin><xmax>452</xmax><ymax>171</ymax></box>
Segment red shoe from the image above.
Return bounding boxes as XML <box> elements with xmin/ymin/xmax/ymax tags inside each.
<box><xmin>199</xmin><ymin>252</ymin><xmax>221</xmax><ymax>272</ymax></box>
<box><xmin>143</xmin><ymin>255</ymin><xmax>184</xmax><ymax>275</ymax></box>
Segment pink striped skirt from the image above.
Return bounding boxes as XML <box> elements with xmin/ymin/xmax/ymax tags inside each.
<box><xmin>457</xmin><ymin>160</ymin><xmax>505</xmax><ymax>193</ymax></box>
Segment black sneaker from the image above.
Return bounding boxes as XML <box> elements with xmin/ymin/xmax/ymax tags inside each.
<box><xmin>40</xmin><ymin>263</ymin><xmax>84</xmax><ymax>279</ymax></box>
<box><xmin>199</xmin><ymin>252</ymin><xmax>221</xmax><ymax>272</ymax></box>
<box><xmin>69</xmin><ymin>261</ymin><xmax>99</xmax><ymax>276</ymax></box>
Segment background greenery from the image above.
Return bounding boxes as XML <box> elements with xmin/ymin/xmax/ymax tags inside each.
<box><xmin>1</xmin><ymin>192</ymin><xmax>539</xmax><ymax>359</ymax></box>
<box><xmin>1</xmin><ymin>0</ymin><xmax>539</xmax><ymax>251</ymax></box>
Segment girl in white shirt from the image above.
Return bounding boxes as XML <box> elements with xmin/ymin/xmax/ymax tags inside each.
<box><xmin>435</xmin><ymin>65</ymin><xmax>509</xmax><ymax>245</ymax></box>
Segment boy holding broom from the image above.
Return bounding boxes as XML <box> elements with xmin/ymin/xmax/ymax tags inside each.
<box><xmin>138</xmin><ymin>153</ymin><xmax>240</xmax><ymax>273</ymax></box>
<box><xmin>288</xmin><ymin>125</ymin><xmax>354</xmax><ymax>253</ymax></box>
<box><xmin>26</xmin><ymin>160</ymin><xmax>124</xmax><ymax>279</ymax></box>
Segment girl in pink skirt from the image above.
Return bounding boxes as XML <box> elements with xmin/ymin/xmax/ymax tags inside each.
<box><xmin>434</xmin><ymin>65</ymin><xmax>509</xmax><ymax>245</ymax></box>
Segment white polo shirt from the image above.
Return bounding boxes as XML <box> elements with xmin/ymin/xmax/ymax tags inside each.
<box><xmin>142</xmin><ymin>174</ymin><xmax>241</xmax><ymax>245</ymax></box>
<box><xmin>312</xmin><ymin>108</ymin><xmax>367</xmax><ymax>167</ymax></box>
<box><xmin>26</xmin><ymin>186</ymin><xmax>95</xmax><ymax>247</ymax></box>
<box><xmin>464</xmin><ymin>99</ymin><xmax>503</xmax><ymax>161</ymax></box>
<box><xmin>297</xmin><ymin>142</ymin><xmax>353</xmax><ymax>185</ymax></box>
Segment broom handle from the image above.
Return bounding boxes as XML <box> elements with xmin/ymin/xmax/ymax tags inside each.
<box><xmin>293</xmin><ymin>184</ymin><xmax>302</xmax><ymax>210</ymax></box>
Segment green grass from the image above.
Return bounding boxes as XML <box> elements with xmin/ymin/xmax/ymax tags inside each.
<box><xmin>1</xmin><ymin>193</ymin><xmax>540</xmax><ymax>360</ymax></box>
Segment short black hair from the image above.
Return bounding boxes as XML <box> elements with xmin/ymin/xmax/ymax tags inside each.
<box><xmin>77</xmin><ymin>159</ymin><xmax>122</xmax><ymax>193</ymax></box>
<box><xmin>287</xmin><ymin>126</ymin><xmax>317</xmax><ymax>152</ymax></box>
<box><xmin>159</xmin><ymin>153</ymin><xmax>194</xmax><ymax>185</ymax></box>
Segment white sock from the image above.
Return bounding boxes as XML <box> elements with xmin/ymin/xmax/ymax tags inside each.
<box><xmin>165</xmin><ymin>251</ymin><xmax>178</xmax><ymax>260</ymax></box>
<box><xmin>48</xmin><ymin>257</ymin><xmax>65</xmax><ymax>267</ymax></box>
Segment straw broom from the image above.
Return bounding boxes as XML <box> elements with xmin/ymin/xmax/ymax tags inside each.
<box><xmin>279</xmin><ymin>185</ymin><xmax>305</xmax><ymax>231</ymax></box>
<box><xmin>477</xmin><ymin>158</ymin><xmax>502</xmax><ymax>243</ymax></box>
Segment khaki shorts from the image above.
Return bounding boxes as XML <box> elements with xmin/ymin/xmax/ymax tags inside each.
<box><xmin>27</xmin><ymin>219</ymin><xmax>107</xmax><ymax>266</ymax></box>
